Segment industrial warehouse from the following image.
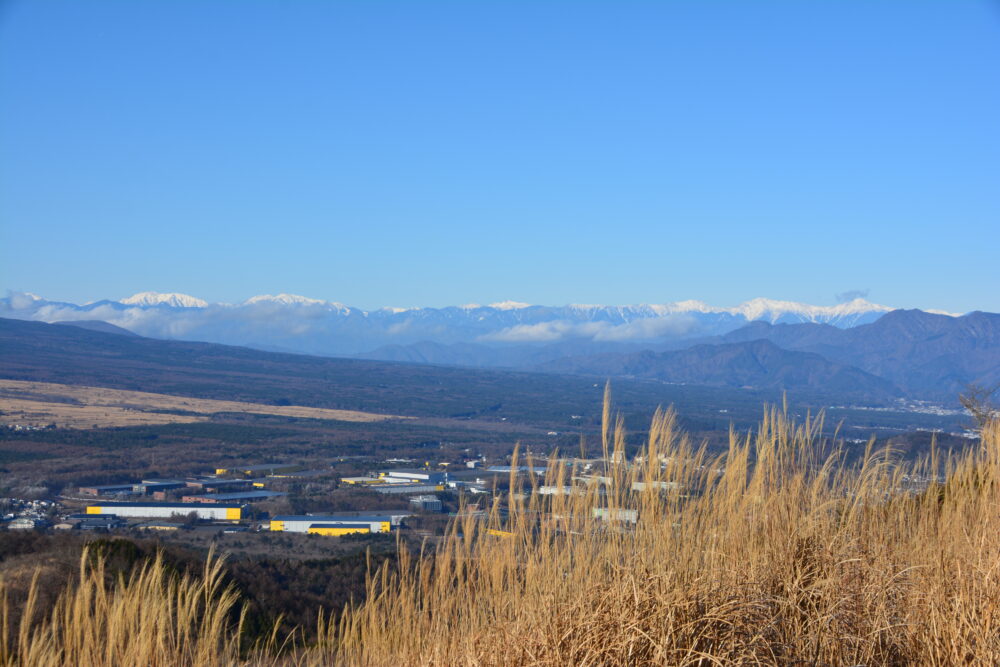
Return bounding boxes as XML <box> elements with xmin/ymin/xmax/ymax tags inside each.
<box><xmin>269</xmin><ymin>514</ymin><xmax>398</xmax><ymax>535</ymax></box>
<box><xmin>7</xmin><ymin>456</ymin><xmax>515</xmax><ymax>540</ymax></box>
<box><xmin>2</xmin><ymin>448</ymin><xmax>689</xmax><ymax>559</ymax></box>
<box><xmin>47</xmin><ymin>463</ymin><xmax>448</xmax><ymax>536</ymax></box>
<box><xmin>86</xmin><ymin>501</ymin><xmax>243</xmax><ymax>521</ymax></box>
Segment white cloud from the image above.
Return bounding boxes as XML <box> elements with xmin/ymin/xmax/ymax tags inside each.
<box><xmin>835</xmin><ymin>289</ymin><xmax>870</xmax><ymax>303</ymax></box>
<box><xmin>480</xmin><ymin>314</ymin><xmax>697</xmax><ymax>343</ymax></box>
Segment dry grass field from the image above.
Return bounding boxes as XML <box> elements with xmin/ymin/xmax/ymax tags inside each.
<box><xmin>0</xmin><ymin>379</ymin><xmax>405</xmax><ymax>429</ymax></box>
<box><xmin>3</xmin><ymin>395</ymin><xmax>998</xmax><ymax>665</ymax></box>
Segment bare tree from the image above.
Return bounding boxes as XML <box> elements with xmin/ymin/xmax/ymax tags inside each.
<box><xmin>958</xmin><ymin>383</ymin><xmax>999</xmax><ymax>431</ymax></box>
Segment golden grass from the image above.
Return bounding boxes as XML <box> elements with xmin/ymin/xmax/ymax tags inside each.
<box><xmin>0</xmin><ymin>379</ymin><xmax>406</xmax><ymax>428</ymax></box>
<box><xmin>316</xmin><ymin>395</ymin><xmax>1000</xmax><ymax>665</ymax></box>
<box><xmin>0</xmin><ymin>397</ymin><xmax>206</xmax><ymax>428</ymax></box>
<box><xmin>0</xmin><ymin>547</ymin><xmax>272</xmax><ymax>667</ymax></box>
<box><xmin>3</xmin><ymin>392</ymin><xmax>998</xmax><ymax>665</ymax></box>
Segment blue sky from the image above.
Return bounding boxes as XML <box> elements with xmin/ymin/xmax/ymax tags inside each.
<box><xmin>1</xmin><ymin>1</ymin><xmax>998</xmax><ymax>313</ymax></box>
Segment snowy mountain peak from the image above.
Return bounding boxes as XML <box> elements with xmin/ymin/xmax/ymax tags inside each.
<box><xmin>2</xmin><ymin>290</ymin><xmax>970</xmax><ymax>359</ymax></box>
<box><xmin>728</xmin><ymin>297</ymin><xmax>892</xmax><ymax>323</ymax></box>
<box><xmin>646</xmin><ymin>300</ymin><xmax>713</xmax><ymax>315</ymax></box>
<box><xmin>488</xmin><ymin>301</ymin><xmax>531</xmax><ymax>310</ymax></box>
<box><xmin>244</xmin><ymin>293</ymin><xmax>326</xmax><ymax>306</ymax></box>
<box><xmin>119</xmin><ymin>292</ymin><xmax>208</xmax><ymax>308</ymax></box>
<box><xmin>829</xmin><ymin>298</ymin><xmax>894</xmax><ymax>314</ymax></box>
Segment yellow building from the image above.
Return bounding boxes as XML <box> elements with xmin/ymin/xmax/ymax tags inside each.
<box><xmin>307</xmin><ymin>524</ymin><xmax>371</xmax><ymax>536</ymax></box>
<box><xmin>269</xmin><ymin>515</ymin><xmax>393</xmax><ymax>534</ymax></box>
<box><xmin>340</xmin><ymin>476</ymin><xmax>385</xmax><ymax>485</ymax></box>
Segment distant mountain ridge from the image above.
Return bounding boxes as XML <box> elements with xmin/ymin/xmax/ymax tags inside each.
<box><xmin>544</xmin><ymin>310</ymin><xmax>1000</xmax><ymax>403</ymax></box>
<box><xmin>539</xmin><ymin>339</ymin><xmax>899</xmax><ymax>402</ymax></box>
<box><xmin>720</xmin><ymin>310</ymin><xmax>1000</xmax><ymax>401</ymax></box>
<box><xmin>2</xmin><ymin>291</ymin><xmax>896</xmax><ymax>357</ymax></box>
<box><xmin>3</xmin><ymin>292</ymin><xmax>992</xmax><ymax>405</ymax></box>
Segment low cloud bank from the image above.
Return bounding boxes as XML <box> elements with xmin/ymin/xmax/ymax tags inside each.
<box><xmin>836</xmin><ymin>289</ymin><xmax>870</xmax><ymax>303</ymax></box>
<box><xmin>480</xmin><ymin>314</ymin><xmax>698</xmax><ymax>343</ymax></box>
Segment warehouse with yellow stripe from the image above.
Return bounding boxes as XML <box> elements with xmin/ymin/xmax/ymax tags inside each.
<box><xmin>85</xmin><ymin>502</ymin><xmax>242</xmax><ymax>521</ymax></box>
<box><xmin>269</xmin><ymin>514</ymin><xmax>395</xmax><ymax>535</ymax></box>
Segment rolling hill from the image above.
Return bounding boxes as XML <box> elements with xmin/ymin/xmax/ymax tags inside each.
<box><xmin>0</xmin><ymin>317</ymin><xmax>791</xmax><ymax>429</ymax></box>
<box><xmin>539</xmin><ymin>339</ymin><xmax>899</xmax><ymax>401</ymax></box>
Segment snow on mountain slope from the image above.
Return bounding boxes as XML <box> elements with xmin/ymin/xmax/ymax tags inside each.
<box><xmin>119</xmin><ymin>292</ymin><xmax>208</xmax><ymax>308</ymax></box>
<box><xmin>1</xmin><ymin>291</ymin><xmax>912</xmax><ymax>357</ymax></box>
<box><xmin>243</xmin><ymin>293</ymin><xmax>327</xmax><ymax>306</ymax></box>
<box><xmin>728</xmin><ymin>297</ymin><xmax>892</xmax><ymax>326</ymax></box>
<box><xmin>488</xmin><ymin>301</ymin><xmax>532</xmax><ymax>310</ymax></box>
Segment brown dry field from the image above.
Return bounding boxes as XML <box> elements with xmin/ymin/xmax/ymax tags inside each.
<box><xmin>0</xmin><ymin>379</ymin><xmax>406</xmax><ymax>429</ymax></box>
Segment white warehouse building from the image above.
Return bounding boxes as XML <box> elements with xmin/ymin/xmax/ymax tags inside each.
<box><xmin>379</xmin><ymin>469</ymin><xmax>446</xmax><ymax>485</ymax></box>
<box><xmin>270</xmin><ymin>514</ymin><xmax>397</xmax><ymax>534</ymax></box>
<box><xmin>86</xmin><ymin>502</ymin><xmax>242</xmax><ymax>521</ymax></box>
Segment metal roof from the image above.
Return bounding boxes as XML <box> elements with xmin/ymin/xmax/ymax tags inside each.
<box><xmin>206</xmin><ymin>491</ymin><xmax>286</xmax><ymax>500</ymax></box>
<box><xmin>272</xmin><ymin>514</ymin><xmax>394</xmax><ymax>523</ymax></box>
<box><xmin>240</xmin><ymin>463</ymin><xmax>298</xmax><ymax>472</ymax></box>
<box><xmin>190</xmin><ymin>478</ymin><xmax>256</xmax><ymax>485</ymax></box>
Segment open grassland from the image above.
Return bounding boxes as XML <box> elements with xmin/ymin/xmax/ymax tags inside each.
<box><xmin>0</xmin><ymin>380</ymin><xmax>406</xmax><ymax>429</ymax></box>
<box><xmin>0</xmin><ymin>397</ymin><xmax>205</xmax><ymax>428</ymax></box>
<box><xmin>3</xmin><ymin>396</ymin><xmax>998</xmax><ymax>665</ymax></box>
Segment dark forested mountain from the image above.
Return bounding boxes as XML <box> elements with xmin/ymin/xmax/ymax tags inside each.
<box><xmin>360</xmin><ymin>339</ymin><xmax>651</xmax><ymax>368</ymax></box>
<box><xmin>370</xmin><ymin>310</ymin><xmax>998</xmax><ymax>404</ymax></box>
<box><xmin>538</xmin><ymin>339</ymin><xmax>899</xmax><ymax>402</ymax></box>
<box><xmin>715</xmin><ymin>310</ymin><xmax>1000</xmax><ymax>400</ymax></box>
<box><xmin>544</xmin><ymin>310</ymin><xmax>1000</xmax><ymax>403</ymax></box>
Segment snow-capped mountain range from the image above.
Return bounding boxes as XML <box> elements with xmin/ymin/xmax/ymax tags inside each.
<box><xmin>2</xmin><ymin>291</ymin><xmax>912</xmax><ymax>359</ymax></box>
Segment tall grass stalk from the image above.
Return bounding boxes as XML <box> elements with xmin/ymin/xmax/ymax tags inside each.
<box><xmin>0</xmin><ymin>546</ymin><xmax>270</xmax><ymax>667</ymax></box>
<box><xmin>316</xmin><ymin>401</ymin><xmax>1000</xmax><ymax>665</ymax></box>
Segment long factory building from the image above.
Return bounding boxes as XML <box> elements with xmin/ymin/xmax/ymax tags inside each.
<box><xmin>270</xmin><ymin>514</ymin><xmax>395</xmax><ymax>535</ymax></box>
<box><xmin>86</xmin><ymin>502</ymin><xmax>243</xmax><ymax>521</ymax></box>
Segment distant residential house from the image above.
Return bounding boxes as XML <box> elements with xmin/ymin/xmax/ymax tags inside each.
<box><xmin>8</xmin><ymin>517</ymin><xmax>49</xmax><ymax>530</ymax></box>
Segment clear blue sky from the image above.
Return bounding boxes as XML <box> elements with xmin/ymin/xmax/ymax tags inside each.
<box><xmin>2</xmin><ymin>1</ymin><xmax>998</xmax><ymax>313</ymax></box>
